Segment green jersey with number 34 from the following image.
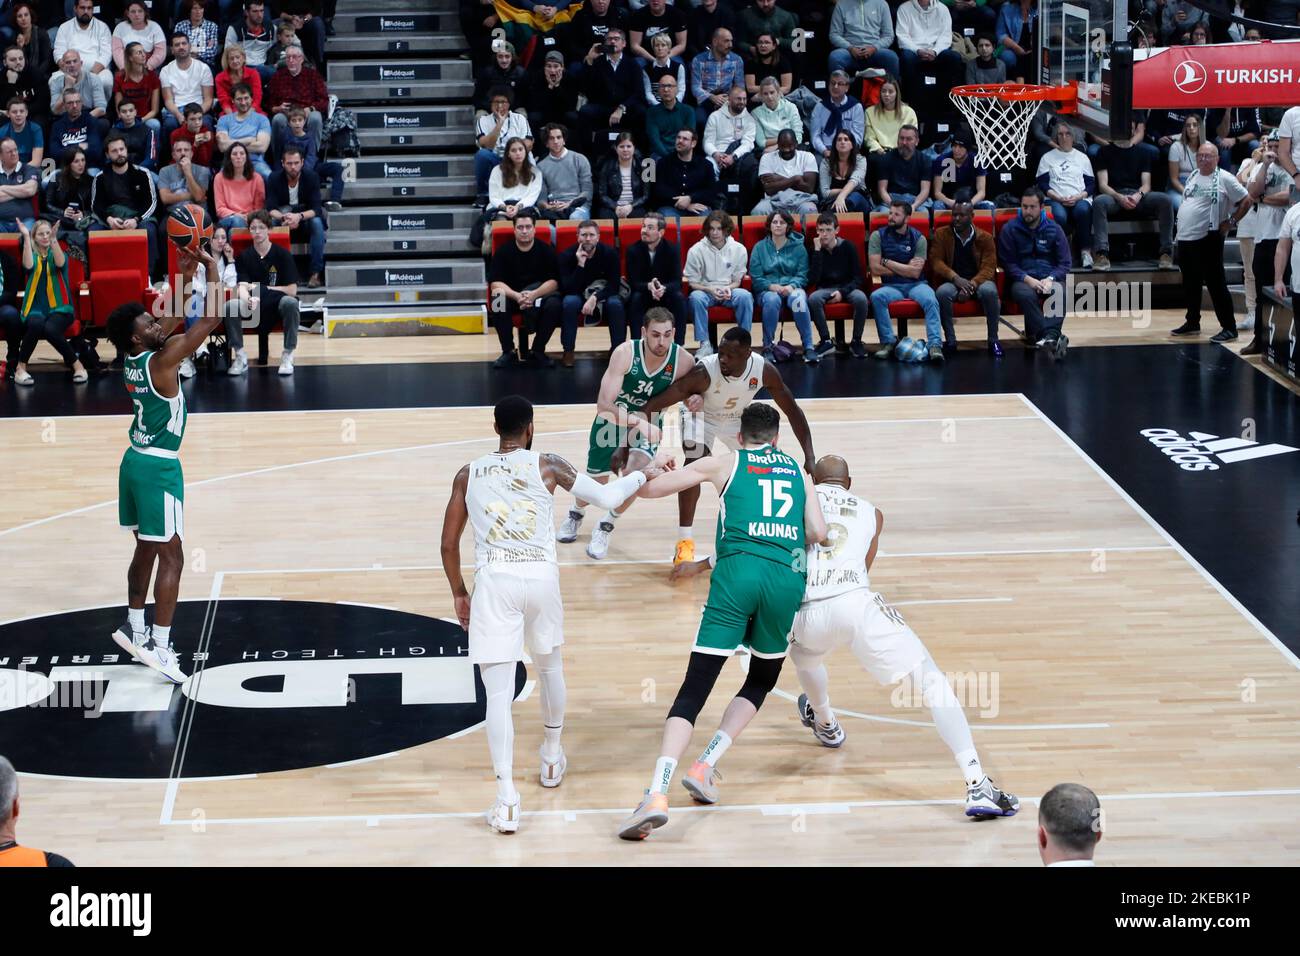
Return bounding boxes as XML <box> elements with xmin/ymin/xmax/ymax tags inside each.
<box><xmin>124</xmin><ymin>350</ymin><xmax>186</xmax><ymax>455</ymax></box>
<box><xmin>716</xmin><ymin>444</ymin><xmax>807</xmax><ymax>567</ymax></box>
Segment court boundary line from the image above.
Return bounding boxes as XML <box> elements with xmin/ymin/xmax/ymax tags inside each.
<box><xmin>155</xmin><ymin>786</ymin><xmax>1300</xmax><ymax>828</ymax></box>
<box><xmin>0</xmin><ymin>415</ymin><xmax>1038</xmax><ymax>542</ymax></box>
<box><xmin>1017</xmin><ymin>394</ymin><xmax>1300</xmax><ymax>672</ymax></box>
<box><xmin>0</xmin><ymin>393</ymin><xmax>1029</xmax><ymax>423</ymax></box>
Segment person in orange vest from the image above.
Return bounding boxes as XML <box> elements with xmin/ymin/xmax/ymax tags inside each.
<box><xmin>0</xmin><ymin>756</ymin><xmax>74</xmax><ymax>867</ymax></box>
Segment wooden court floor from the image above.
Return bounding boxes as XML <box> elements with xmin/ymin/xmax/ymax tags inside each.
<box><xmin>3</xmin><ymin>395</ymin><xmax>1299</xmax><ymax>866</ymax></box>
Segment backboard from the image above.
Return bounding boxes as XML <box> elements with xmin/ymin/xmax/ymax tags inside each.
<box><xmin>1039</xmin><ymin>0</ymin><xmax>1128</xmax><ymax>136</ymax></box>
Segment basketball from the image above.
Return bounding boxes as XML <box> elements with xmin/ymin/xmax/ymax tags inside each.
<box><xmin>166</xmin><ymin>202</ymin><xmax>213</xmax><ymax>253</ymax></box>
<box><xmin>895</xmin><ymin>338</ymin><xmax>927</xmax><ymax>363</ymax></box>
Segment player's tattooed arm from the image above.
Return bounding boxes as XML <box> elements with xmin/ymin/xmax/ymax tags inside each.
<box><xmin>441</xmin><ymin>465</ymin><xmax>472</xmax><ymax>630</ymax></box>
<box><xmin>763</xmin><ymin>363</ymin><xmax>815</xmax><ymax>474</ymax></box>
<box><xmin>865</xmin><ymin>508</ymin><xmax>884</xmax><ymax>572</ymax></box>
<box><xmin>639</xmin><ymin>363</ymin><xmax>709</xmax><ymax>416</ymax></box>
<box><xmin>540</xmin><ymin>453</ymin><xmax>580</xmax><ymax>494</ymax></box>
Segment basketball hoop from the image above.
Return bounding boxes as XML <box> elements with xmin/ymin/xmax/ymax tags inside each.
<box><xmin>949</xmin><ymin>83</ymin><xmax>1078</xmax><ymax>171</ymax></box>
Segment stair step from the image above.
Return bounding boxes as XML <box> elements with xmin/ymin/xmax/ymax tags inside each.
<box><xmin>326</xmin><ymin>258</ymin><xmax>485</xmax><ymax>288</ymax></box>
<box><xmin>344</xmin><ymin>173</ymin><xmax>475</xmax><ymax>201</ymax></box>
<box><xmin>327</xmin><ymin>204</ymin><xmax>479</xmax><ymax>232</ymax></box>
<box><xmin>357</xmin><ymin>126</ymin><xmax>466</xmax><ymax>150</ymax></box>
<box><xmin>330</xmin><ymin>32</ymin><xmax>468</xmax><ymax>56</ymax></box>
<box><xmin>329</xmin><ymin>78</ymin><xmax>473</xmax><ymax>104</ymax></box>
<box><xmin>328</xmin><ymin>58</ymin><xmax>472</xmax><ymax>84</ymax></box>
<box><xmin>349</xmin><ymin>103</ymin><xmax>475</xmax><ymax>133</ymax></box>
<box><xmin>327</xmin><ymin>229</ymin><xmax>476</xmax><ymax>255</ymax></box>
<box><xmin>353</xmin><ymin>155</ymin><xmax>472</xmax><ymax>180</ymax></box>
<box><xmin>325</xmin><ymin>282</ymin><xmax>489</xmax><ymax>307</ymax></box>
<box><xmin>331</xmin><ymin>11</ymin><xmax>457</xmax><ymax>34</ymax></box>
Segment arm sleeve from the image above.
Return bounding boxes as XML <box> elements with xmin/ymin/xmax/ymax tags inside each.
<box><xmin>571</xmin><ymin>470</ymin><xmax>647</xmax><ymax>508</ymax></box>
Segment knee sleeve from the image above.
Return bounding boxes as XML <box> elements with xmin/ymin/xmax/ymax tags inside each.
<box><xmin>737</xmin><ymin>654</ymin><xmax>784</xmax><ymax>709</ymax></box>
<box><xmin>667</xmin><ymin>652</ymin><xmax>727</xmax><ymax>724</ymax></box>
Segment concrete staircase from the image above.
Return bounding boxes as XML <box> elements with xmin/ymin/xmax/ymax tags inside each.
<box><xmin>324</xmin><ymin>0</ymin><xmax>484</xmax><ymax>324</ymax></box>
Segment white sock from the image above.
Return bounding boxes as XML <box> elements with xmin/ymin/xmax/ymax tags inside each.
<box><xmin>649</xmin><ymin>756</ymin><xmax>677</xmax><ymax>795</ymax></box>
<box><xmin>678</xmin><ymin>526</ymin><xmax>692</xmax><ymax>541</ymax></box>
<box><xmin>794</xmin><ymin>657</ymin><xmax>835</xmax><ymax>727</ymax></box>
<box><xmin>912</xmin><ymin>656</ymin><xmax>980</xmax><ymax>787</ymax></box>
<box><xmin>152</xmin><ymin>624</ymin><xmax>171</xmax><ymax>648</ymax></box>
<box><xmin>481</xmin><ymin>661</ymin><xmax>519</xmax><ymax>804</ymax></box>
<box><xmin>698</xmin><ymin>730</ymin><xmax>732</xmax><ymax>768</ymax></box>
<box><xmin>127</xmin><ymin>607</ymin><xmax>145</xmax><ymax>632</ymax></box>
<box><xmin>535</xmin><ymin>649</ymin><xmax>566</xmax><ymax>760</ymax></box>
<box><xmin>603</xmin><ymin>509</ymin><xmax>620</xmax><ymax>525</ymax></box>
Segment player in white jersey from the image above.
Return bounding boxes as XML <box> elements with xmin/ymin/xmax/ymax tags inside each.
<box><xmin>674</xmin><ymin>454</ymin><xmax>1020</xmax><ymax>817</ymax></box>
<box><xmin>638</xmin><ymin>326</ymin><xmax>816</xmax><ymax>566</ymax></box>
<box><xmin>441</xmin><ymin>396</ymin><xmax>671</xmax><ymax>833</ymax></box>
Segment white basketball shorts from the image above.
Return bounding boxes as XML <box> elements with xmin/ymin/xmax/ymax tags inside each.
<box><xmin>469</xmin><ymin>564</ymin><xmax>564</xmax><ymax>665</ymax></box>
<box><xmin>789</xmin><ymin>589</ymin><xmax>926</xmax><ymax>685</ymax></box>
<box><xmin>682</xmin><ymin>413</ymin><xmax>742</xmax><ymax>456</ymax></box>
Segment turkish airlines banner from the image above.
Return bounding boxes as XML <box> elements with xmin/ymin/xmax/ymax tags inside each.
<box><xmin>1132</xmin><ymin>40</ymin><xmax>1300</xmax><ymax>109</ymax></box>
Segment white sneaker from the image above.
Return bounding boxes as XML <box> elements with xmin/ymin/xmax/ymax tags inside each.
<box><xmin>556</xmin><ymin>509</ymin><xmax>583</xmax><ymax>543</ymax></box>
<box><xmin>179</xmin><ymin>356</ymin><xmax>196</xmax><ymax>379</ymax></box>
<box><xmin>540</xmin><ymin>747</ymin><xmax>566</xmax><ymax>788</ymax></box>
<box><xmin>278</xmin><ymin>351</ymin><xmax>295</xmax><ymax>376</ymax></box>
<box><xmin>486</xmin><ymin>798</ymin><xmax>520</xmax><ymax>834</ymax></box>
<box><xmin>111</xmin><ymin>619</ymin><xmax>151</xmax><ymax>661</ymax></box>
<box><xmin>14</xmin><ymin>368</ymin><xmax>32</xmax><ymax>386</ymax></box>
<box><xmin>586</xmin><ymin>520</ymin><xmax>614</xmax><ymax>559</ymax></box>
<box><xmin>1081</xmin><ymin>250</ymin><xmax>1094</xmax><ymax>269</ymax></box>
<box><xmin>138</xmin><ymin>638</ymin><xmax>187</xmax><ymax>684</ymax></box>
<box><xmin>194</xmin><ymin>343</ymin><xmax>209</xmax><ymax>360</ymax></box>
<box><xmin>227</xmin><ymin>351</ymin><xmax>249</xmax><ymax>376</ymax></box>
<box><xmin>695</xmin><ymin>341</ymin><xmax>714</xmax><ymax>359</ymax></box>
<box><xmin>1237</xmin><ymin>313</ymin><xmax>1255</xmax><ymax>332</ymax></box>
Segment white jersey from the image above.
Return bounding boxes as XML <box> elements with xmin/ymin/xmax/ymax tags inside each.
<box><xmin>465</xmin><ymin>448</ymin><xmax>557</xmax><ymax>572</ymax></box>
<box><xmin>803</xmin><ymin>484</ymin><xmax>877</xmax><ymax>604</ymax></box>
<box><xmin>697</xmin><ymin>352</ymin><xmax>766</xmax><ymax>423</ymax></box>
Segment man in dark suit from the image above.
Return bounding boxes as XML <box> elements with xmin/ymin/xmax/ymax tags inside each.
<box><xmin>577</xmin><ymin>27</ymin><xmax>643</xmax><ymax>159</ymax></box>
<box><xmin>625</xmin><ymin>211</ymin><xmax>687</xmax><ymax>344</ymax></box>
<box><xmin>266</xmin><ymin>145</ymin><xmax>325</xmax><ymax>288</ymax></box>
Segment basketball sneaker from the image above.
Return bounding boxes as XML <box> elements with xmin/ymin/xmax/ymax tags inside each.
<box><xmin>557</xmin><ymin>509</ymin><xmax>583</xmax><ymax>543</ymax></box>
<box><xmin>227</xmin><ymin>350</ymin><xmax>249</xmax><ymax>376</ymax></box>
<box><xmin>486</xmin><ymin>798</ymin><xmax>520</xmax><ymax>834</ymax></box>
<box><xmin>965</xmin><ymin>776</ymin><xmax>1020</xmax><ymax>817</ymax></box>
<box><xmin>278</xmin><ymin>351</ymin><xmax>295</xmax><ymax>376</ymax></box>
<box><xmin>179</xmin><ymin>356</ymin><xmax>196</xmax><ymax>379</ymax></box>
<box><xmin>673</xmin><ymin>538</ymin><xmax>695</xmax><ymax>565</ymax></box>
<box><xmin>540</xmin><ymin>747</ymin><xmax>566</xmax><ymax>788</ymax></box>
<box><xmin>796</xmin><ymin>693</ymin><xmax>846</xmax><ymax>748</ymax></box>
<box><xmin>111</xmin><ymin>619</ymin><xmax>151</xmax><ymax>662</ymax></box>
<box><xmin>616</xmin><ymin>790</ymin><xmax>669</xmax><ymax>840</ymax></box>
<box><xmin>681</xmin><ymin>760</ymin><xmax>721</xmax><ymax>804</ymax></box>
<box><xmin>587</xmin><ymin>521</ymin><xmax>614</xmax><ymax>559</ymax></box>
<box><xmin>695</xmin><ymin>341</ymin><xmax>714</xmax><ymax>359</ymax></box>
<box><xmin>139</xmin><ymin>638</ymin><xmax>188</xmax><ymax>684</ymax></box>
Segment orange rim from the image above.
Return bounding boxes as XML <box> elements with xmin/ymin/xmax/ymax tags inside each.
<box><xmin>950</xmin><ymin>81</ymin><xmax>1078</xmax><ymax>112</ymax></box>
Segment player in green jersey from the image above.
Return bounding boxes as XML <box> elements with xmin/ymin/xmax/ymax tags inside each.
<box><xmin>557</xmin><ymin>308</ymin><xmax>702</xmax><ymax>560</ymax></box>
<box><xmin>616</xmin><ymin>403</ymin><xmax>828</xmax><ymax>841</ymax></box>
<box><xmin>105</xmin><ymin>244</ymin><xmax>220</xmax><ymax>683</ymax></box>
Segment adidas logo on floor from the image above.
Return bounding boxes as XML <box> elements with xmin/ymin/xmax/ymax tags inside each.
<box><xmin>1140</xmin><ymin>428</ymin><xmax>1299</xmax><ymax>472</ymax></box>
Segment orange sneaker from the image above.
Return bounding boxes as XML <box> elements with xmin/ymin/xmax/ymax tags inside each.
<box><xmin>673</xmin><ymin>538</ymin><xmax>695</xmax><ymax>565</ymax></box>
<box><xmin>616</xmin><ymin>790</ymin><xmax>669</xmax><ymax>841</ymax></box>
<box><xmin>681</xmin><ymin>760</ymin><xmax>721</xmax><ymax>804</ymax></box>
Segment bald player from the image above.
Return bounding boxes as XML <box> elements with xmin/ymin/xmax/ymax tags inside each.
<box><xmin>673</xmin><ymin>455</ymin><xmax>1020</xmax><ymax>817</ymax></box>
<box><xmin>638</xmin><ymin>326</ymin><xmax>816</xmax><ymax>565</ymax></box>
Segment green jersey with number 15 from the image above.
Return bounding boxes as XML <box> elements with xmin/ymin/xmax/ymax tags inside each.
<box><xmin>716</xmin><ymin>444</ymin><xmax>807</xmax><ymax>567</ymax></box>
<box><xmin>124</xmin><ymin>350</ymin><xmax>186</xmax><ymax>456</ymax></box>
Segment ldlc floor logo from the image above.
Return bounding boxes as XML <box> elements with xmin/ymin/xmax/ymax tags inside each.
<box><xmin>0</xmin><ymin>599</ymin><xmax>523</xmax><ymax>779</ymax></box>
<box><xmin>1140</xmin><ymin>427</ymin><xmax>1299</xmax><ymax>472</ymax></box>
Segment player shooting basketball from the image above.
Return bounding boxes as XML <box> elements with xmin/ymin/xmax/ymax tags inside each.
<box><xmin>105</xmin><ymin>243</ymin><xmax>219</xmax><ymax>683</ymax></box>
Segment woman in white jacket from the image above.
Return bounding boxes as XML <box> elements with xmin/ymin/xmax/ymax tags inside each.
<box><xmin>487</xmin><ymin>138</ymin><xmax>543</xmax><ymax>221</ymax></box>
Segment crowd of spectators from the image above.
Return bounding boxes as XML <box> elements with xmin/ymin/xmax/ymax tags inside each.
<box><xmin>0</xmin><ymin>0</ymin><xmax>346</xmax><ymax>384</ymax></box>
<box><xmin>465</xmin><ymin>0</ymin><xmax>1300</xmax><ymax>366</ymax></box>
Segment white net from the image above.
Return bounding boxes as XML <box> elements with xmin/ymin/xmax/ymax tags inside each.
<box><xmin>949</xmin><ymin>86</ymin><xmax>1050</xmax><ymax>171</ymax></box>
